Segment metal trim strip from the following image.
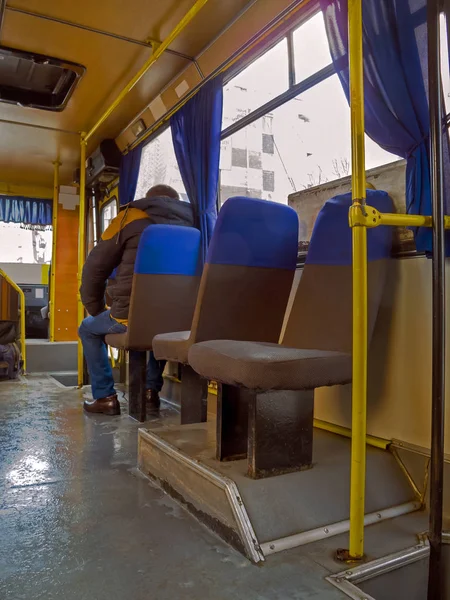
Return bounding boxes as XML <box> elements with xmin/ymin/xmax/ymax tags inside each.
<box><xmin>261</xmin><ymin>501</ymin><xmax>421</xmax><ymax>556</ymax></box>
<box><xmin>326</xmin><ymin>538</ymin><xmax>429</xmax><ymax>600</ymax></box>
<box><xmin>138</xmin><ymin>428</ymin><xmax>263</xmax><ymax>562</ymax></box>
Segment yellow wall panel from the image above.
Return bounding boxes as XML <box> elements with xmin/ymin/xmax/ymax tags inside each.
<box><xmin>53</xmin><ymin>204</ymin><xmax>79</xmax><ymax>341</ymax></box>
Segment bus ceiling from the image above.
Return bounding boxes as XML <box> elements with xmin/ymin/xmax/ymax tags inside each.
<box><xmin>0</xmin><ymin>0</ymin><xmax>269</xmax><ymax>189</ymax></box>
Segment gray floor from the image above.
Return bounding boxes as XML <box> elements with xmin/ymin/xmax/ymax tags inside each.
<box><xmin>360</xmin><ymin>559</ymin><xmax>429</xmax><ymax>600</ymax></box>
<box><xmin>359</xmin><ymin>546</ymin><xmax>450</xmax><ymax>600</ymax></box>
<box><xmin>0</xmin><ymin>375</ymin><xmax>348</xmax><ymax>600</ymax></box>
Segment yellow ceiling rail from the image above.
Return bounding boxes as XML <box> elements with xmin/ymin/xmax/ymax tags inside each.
<box><xmin>128</xmin><ymin>0</ymin><xmax>316</xmax><ymax>152</ymax></box>
<box><xmin>84</xmin><ymin>0</ymin><xmax>210</xmax><ymax>143</ymax></box>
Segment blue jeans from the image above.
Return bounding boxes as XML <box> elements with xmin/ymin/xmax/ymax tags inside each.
<box><xmin>78</xmin><ymin>310</ymin><xmax>166</xmax><ymax>400</ymax></box>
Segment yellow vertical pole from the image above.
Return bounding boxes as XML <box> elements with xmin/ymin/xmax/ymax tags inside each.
<box><xmin>348</xmin><ymin>0</ymin><xmax>368</xmax><ymax>560</ymax></box>
<box><xmin>49</xmin><ymin>160</ymin><xmax>60</xmax><ymax>342</ymax></box>
<box><xmin>77</xmin><ymin>134</ymin><xmax>87</xmax><ymax>387</ymax></box>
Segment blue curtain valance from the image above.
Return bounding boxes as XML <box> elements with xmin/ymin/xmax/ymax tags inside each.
<box><xmin>0</xmin><ymin>196</ymin><xmax>52</xmax><ymax>226</ymax></box>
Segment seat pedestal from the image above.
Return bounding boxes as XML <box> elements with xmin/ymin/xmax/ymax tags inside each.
<box><xmin>129</xmin><ymin>350</ymin><xmax>146</xmax><ymax>422</ymax></box>
<box><xmin>217</xmin><ymin>385</ymin><xmax>313</xmax><ymax>478</ymax></box>
<box><xmin>249</xmin><ymin>389</ymin><xmax>314</xmax><ymax>478</ymax></box>
<box><xmin>180</xmin><ymin>364</ymin><xmax>208</xmax><ymax>424</ymax></box>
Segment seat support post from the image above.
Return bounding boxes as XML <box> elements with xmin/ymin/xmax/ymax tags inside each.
<box><xmin>216</xmin><ymin>384</ymin><xmax>250</xmax><ymax>461</ymax></box>
<box><xmin>248</xmin><ymin>389</ymin><xmax>314</xmax><ymax>479</ymax></box>
<box><xmin>129</xmin><ymin>350</ymin><xmax>147</xmax><ymax>422</ymax></box>
<box><xmin>180</xmin><ymin>364</ymin><xmax>208</xmax><ymax>424</ymax></box>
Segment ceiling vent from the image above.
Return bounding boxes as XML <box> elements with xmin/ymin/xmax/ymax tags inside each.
<box><xmin>0</xmin><ymin>46</ymin><xmax>85</xmax><ymax>111</ymax></box>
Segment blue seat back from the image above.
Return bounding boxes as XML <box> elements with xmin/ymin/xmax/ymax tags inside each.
<box><xmin>135</xmin><ymin>224</ymin><xmax>201</xmax><ymax>276</ymax></box>
<box><xmin>283</xmin><ymin>190</ymin><xmax>393</xmax><ymax>353</ymax></box>
<box><xmin>191</xmin><ymin>196</ymin><xmax>299</xmax><ymax>344</ymax></box>
<box><xmin>306</xmin><ymin>190</ymin><xmax>393</xmax><ymax>266</ymax></box>
<box><xmin>127</xmin><ymin>225</ymin><xmax>201</xmax><ymax>349</ymax></box>
<box><xmin>206</xmin><ymin>196</ymin><xmax>298</xmax><ymax>270</ymax></box>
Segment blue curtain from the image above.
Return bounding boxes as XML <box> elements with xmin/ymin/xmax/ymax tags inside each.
<box><xmin>119</xmin><ymin>144</ymin><xmax>143</xmax><ymax>206</ymax></box>
<box><xmin>171</xmin><ymin>75</ymin><xmax>224</xmax><ymax>262</ymax></box>
<box><xmin>0</xmin><ymin>196</ymin><xmax>52</xmax><ymax>226</ymax></box>
<box><xmin>320</xmin><ymin>0</ymin><xmax>450</xmax><ymax>253</ymax></box>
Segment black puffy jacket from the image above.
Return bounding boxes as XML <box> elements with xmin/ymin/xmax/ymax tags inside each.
<box><xmin>80</xmin><ymin>195</ymin><xmax>195</xmax><ymax>320</ymax></box>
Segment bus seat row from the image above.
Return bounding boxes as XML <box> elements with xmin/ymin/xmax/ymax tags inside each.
<box><xmin>152</xmin><ymin>196</ymin><xmax>299</xmax><ymax>423</ymax></box>
<box><xmin>189</xmin><ymin>190</ymin><xmax>394</xmax><ymax>478</ymax></box>
<box><xmin>107</xmin><ymin>191</ymin><xmax>393</xmax><ymax>480</ymax></box>
<box><xmin>107</xmin><ymin>196</ymin><xmax>299</xmax><ymax>422</ymax></box>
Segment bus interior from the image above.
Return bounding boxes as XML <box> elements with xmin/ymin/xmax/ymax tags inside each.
<box><xmin>0</xmin><ymin>0</ymin><xmax>450</xmax><ymax>599</ymax></box>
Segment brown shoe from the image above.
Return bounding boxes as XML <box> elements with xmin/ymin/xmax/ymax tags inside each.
<box><xmin>145</xmin><ymin>389</ymin><xmax>161</xmax><ymax>410</ymax></box>
<box><xmin>83</xmin><ymin>394</ymin><xmax>121</xmax><ymax>416</ymax></box>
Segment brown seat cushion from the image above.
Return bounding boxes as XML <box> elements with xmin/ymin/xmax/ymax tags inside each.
<box><xmin>105</xmin><ymin>332</ymin><xmax>129</xmax><ymax>349</ymax></box>
<box><xmin>188</xmin><ymin>340</ymin><xmax>352</xmax><ymax>391</ymax></box>
<box><xmin>152</xmin><ymin>331</ymin><xmax>191</xmax><ymax>363</ymax></box>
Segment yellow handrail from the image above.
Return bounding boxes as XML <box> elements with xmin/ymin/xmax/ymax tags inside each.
<box><xmin>77</xmin><ymin>134</ymin><xmax>87</xmax><ymax>387</ymax></box>
<box><xmin>127</xmin><ymin>0</ymin><xmax>317</xmax><ymax>153</ymax></box>
<box><xmin>49</xmin><ymin>160</ymin><xmax>60</xmax><ymax>342</ymax></box>
<box><xmin>350</xmin><ymin>207</ymin><xmax>450</xmax><ymax>231</ymax></box>
<box><xmin>0</xmin><ymin>268</ymin><xmax>26</xmax><ymax>373</ymax></box>
<box><xmin>84</xmin><ymin>0</ymin><xmax>210</xmax><ymax>143</ymax></box>
<box><xmin>313</xmin><ymin>419</ymin><xmax>390</xmax><ymax>451</ymax></box>
<box><xmin>348</xmin><ymin>0</ymin><xmax>368</xmax><ymax>560</ymax></box>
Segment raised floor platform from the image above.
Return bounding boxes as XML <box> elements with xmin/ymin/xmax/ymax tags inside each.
<box><xmin>138</xmin><ymin>420</ymin><xmax>421</xmax><ymax>563</ymax></box>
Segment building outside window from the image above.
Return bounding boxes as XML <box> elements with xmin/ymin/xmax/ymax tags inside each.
<box><xmin>134</xmin><ymin>127</ymin><xmax>188</xmax><ymax>202</ymax></box>
<box><xmin>0</xmin><ymin>223</ymin><xmax>52</xmax><ymax>264</ymax></box>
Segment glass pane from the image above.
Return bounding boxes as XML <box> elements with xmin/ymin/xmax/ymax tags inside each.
<box><xmin>293</xmin><ymin>12</ymin><xmax>332</xmax><ymax>83</ymax></box>
<box><xmin>220</xmin><ymin>74</ymin><xmax>401</xmax><ymax>205</ymax></box>
<box><xmin>101</xmin><ymin>198</ymin><xmax>117</xmax><ymax>233</ymax></box>
<box><xmin>441</xmin><ymin>14</ymin><xmax>450</xmax><ymax>115</ymax></box>
<box><xmin>0</xmin><ymin>223</ymin><xmax>52</xmax><ymax>264</ymax></box>
<box><xmin>134</xmin><ymin>127</ymin><xmax>188</xmax><ymax>201</ymax></box>
<box><xmin>222</xmin><ymin>39</ymin><xmax>289</xmax><ymax>131</ymax></box>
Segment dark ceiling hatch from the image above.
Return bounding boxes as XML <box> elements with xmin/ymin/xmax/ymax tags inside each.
<box><xmin>0</xmin><ymin>46</ymin><xmax>85</xmax><ymax>111</ymax></box>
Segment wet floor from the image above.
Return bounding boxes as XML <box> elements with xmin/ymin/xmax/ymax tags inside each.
<box><xmin>0</xmin><ymin>375</ymin><xmax>346</xmax><ymax>600</ymax></box>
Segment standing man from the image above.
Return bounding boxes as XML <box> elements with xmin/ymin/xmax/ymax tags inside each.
<box><xmin>79</xmin><ymin>184</ymin><xmax>194</xmax><ymax>415</ymax></box>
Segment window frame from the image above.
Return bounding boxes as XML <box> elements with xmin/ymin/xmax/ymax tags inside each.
<box><xmin>221</xmin><ymin>8</ymin><xmax>334</xmax><ymax>143</ymax></box>
<box><xmin>219</xmin><ymin>4</ymin><xmax>405</xmax><ymax>207</ymax></box>
<box><xmin>219</xmin><ymin>7</ymin><xmax>336</xmax><ymax>207</ymax></box>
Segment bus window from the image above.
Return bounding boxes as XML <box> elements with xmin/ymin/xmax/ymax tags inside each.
<box><xmin>220</xmin><ymin>74</ymin><xmax>401</xmax><ymax>206</ymax></box>
<box><xmin>220</xmin><ymin>8</ymin><xmax>402</xmax><ymax>207</ymax></box>
<box><xmin>100</xmin><ymin>197</ymin><xmax>118</xmax><ymax>233</ymax></box>
<box><xmin>0</xmin><ymin>223</ymin><xmax>52</xmax><ymax>264</ymax></box>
